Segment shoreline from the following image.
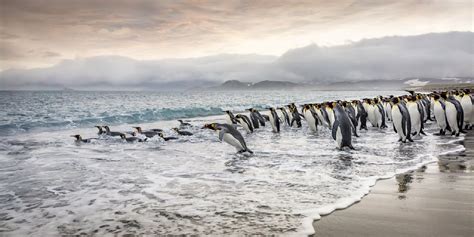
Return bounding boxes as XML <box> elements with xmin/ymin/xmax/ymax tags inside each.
<box><xmin>311</xmin><ymin>131</ymin><xmax>474</xmax><ymax>236</ymax></box>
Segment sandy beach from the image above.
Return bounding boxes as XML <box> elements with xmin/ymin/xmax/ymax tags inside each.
<box><xmin>313</xmin><ymin>131</ymin><xmax>474</xmax><ymax>237</ymax></box>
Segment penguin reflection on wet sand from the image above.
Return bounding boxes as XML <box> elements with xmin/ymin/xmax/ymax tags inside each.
<box><xmin>202</xmin><ymin>123</ymin><xmax>253</xmax><ymax>154</ymax></box>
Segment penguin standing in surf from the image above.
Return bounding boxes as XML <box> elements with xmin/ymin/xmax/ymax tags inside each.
<box><xmin>277</xmin><ymin>107</ymin><xmax>290</xmax><ymax>126</ymax></box>
<box><xmin>288</xmin><ymin>103</ymin><xmax>302</xmax><ymax>128</ymax></box>
<box><xmin>443</xmin><ymin>93</ymin><xmax>464</xmax><ymax>136</ymax></box>
<box><xmin>342</xmin><ymin>101</ymin><xmax>359</xmax><ymax>137</ymax></box>
<box><xmin>248</xmin><ymin>108</ymin><xmax>266</xmax><ymax>128</ymax></box>
<box><xmin>331</xmin><ymin>103</ymin><xmax>354</xmax><ymax>150</ymax></box>
<box><xmin>224</xmin><ymin>111</ymin><xmax>237</xmax><ymax>125</ymax></box>
<box><xmin>432</xmin><ymin>94</ymin><xmax>449</xmax><ymax>135</ymax></box>
<box><xmin>268</xmin><ymin>107</ymin><xmax>280</xmax><ymax>133</ymax></box>
<box><xmin>352</xmin><ymin>100</ymin><xmax>368</xmax><ymax>130</ymax></box>
<box><xmin>406</xmin><ymin>96</ymin><xmax>422</xmax><ymax>138</ymax></box>
<box><xmin>202</xmin><ymin>123</ymin><xmax>253</xmax><ymax>154</ymax></box>
<box><xmin>460</xmin><ymin>89</ymin><xmax>472</xmax><ymax>129</ymax></box>
<box><xmin>391</xmin><ymin>97</ymin><xmax>413</xmax><ymax>143</ymax></box>
<box><xmin>235</xmin><ymin>114</ymin><xmax>254</xmax><ymax>133</ymax></box>
<box><xmin>302</xmin><ymin>104</ymin><xmax>318</xmax><ymax>133</ymax></box>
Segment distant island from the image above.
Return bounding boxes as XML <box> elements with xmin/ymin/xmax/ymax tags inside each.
<box><xmin>201</xmin><ymin>77</ymin><xmax>473</xmax><ymax>91</ymax></box>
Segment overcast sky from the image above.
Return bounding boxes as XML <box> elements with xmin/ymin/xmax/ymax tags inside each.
<box><xmin>1</xmin><ymin>0</ymin><xmax>472</xmax><ymax>70</ymax></box>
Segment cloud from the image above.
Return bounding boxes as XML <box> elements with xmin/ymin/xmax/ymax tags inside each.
<box><xmin>0</xmin><ymin>0</ymin><xmax>472</xmax><ymax>69</ymax></box>
<box><xmin>0</xmin><ymin>32</ymin><xmax>472</xmax><ymax>90</ymax></box>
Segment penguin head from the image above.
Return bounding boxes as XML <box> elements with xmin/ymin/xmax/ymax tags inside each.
<box><xmin>391</xmin><ymin>97</ymin><xmax>400</xmax><ymax>104</ymax></box>
<box><xmin>131</xmin><ymin>132</ymin><xmax>137</xmax><ymax>136</ymax></box>
<box><xmin>372</xmin><ymin>98</ymin><xmax>379</xmax><ymax>104</ymax></box>
<box><xmin>433</xmin><ymin>94</ymin><xmax>440</xmax><ymax>100</ymax></box>
<box><xmin>158</xmin><ymin>132</ymin><xmax>164</xmax><ymax>138</ymax></box>
<box><xmin>132</xmin><ymin>126</ymin><xmax>142</xmax><ymax>132</ymax></box>
<box><xmin>341</xmin><ymin>101</ymin><xmax>347</xmax><ymax>107</ymax></box>
<box><xmin>120</xmin><ymin>134</ymin><xmax>126</xmax><ymax>139</ymax></box>
<box><xmin>178</xmin><ymin>119</ymin><xmax>183</xmax><ymax>123</ymax></box>
<box><xmin>95</xmin><ymin>125</ymin><xmax>102</xmax><ymax>130</ymax></box>
<box><xmin>172</xmin><ymin>127</ymin><xmax>179</xmax><ymax>132</ymax></box>
<box><xmin>103</xmin><ymin>126</ymin><xmax>111</xmax><ymax>132</ymax></box>
<box><xmin>440</xmin><ymin>92</ymin><xmax>448</xmax><ymax>99</ymax></box>
<box><xmin>70</xmin><ymin>134</ymin><xmax>81</xmax><ymax>140</ymax></box>
<box><xmin>202</xmin><ymin>123</ymin><xmax>215</xmax><ymax>130</ymax></box>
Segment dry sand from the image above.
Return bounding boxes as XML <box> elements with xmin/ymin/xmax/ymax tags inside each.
<box><xmin>312</xmin><ymin>131</ymin><xmax>474</xmax><ymax>237</ymax></box>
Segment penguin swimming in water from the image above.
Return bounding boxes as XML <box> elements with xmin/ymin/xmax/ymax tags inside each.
<box><xmin>202</xmin><ymin>123</ymin><xmax>253</xmax><ymax>154</ymax></box>
<box><xmin>133</xmin><ymin>127</ymin><xmax>159</xmax><ymax>138</ymax></box>
<box><xmin>178</xmin><ymin>120</ymin><xmax>192</xmax><ymax>127</ymax></box>
<box><xmin>103</xmin><ymin>126</ymin><xmax>125</xmax><ymax>137</ymax></box>
<box><xmin>277</xmin><ymin>107</ymin><xmax>290</xmax><ymax>126</ymax></box>
<box><xmin>302</xmin><ymin>104</ymin><xmax>318</xmax><ymax>133</ymax></box>
<box><xmin>432</xmin><ymin>94</ymin><xmax>449</xmax><ymax>135</ymax></box>
<box><xmin>71</xmin><ymin>135</ymin><xmax>95</xmax><ymax>143</ymax></box>
<box><xmin>391</xmin><ymin>97</ymin><xmax>413</xmax><ymax>143</ymax></box>
<box><xmin>172</xmin><ymin>128</ymin><xmax>193</xmax><ymax>136</ymax></box>
<box><xmin>331</xmin><ymin>103</ymin><xmax>354</xmax><ymax>150</ymax></box>
<box><xmin>224</xmin><ymin>111</ymin><xmax>237</xmax><ymax>125</ymax></box>
<box><xmin>120</xmin><ymin>134</ymin><xmax>147</xmax><ymax>143</ymax></box>
<box><xmin>95</xmin><ymin>126</ymin><xmax>105</xmax><ymax>135</ymax></box>
<box><xmin>158</xmin><ymin>132</ymin><xmax>178</xmax><ymax>141</ymax></box>
<box><xmin>406</xmin><ymin>96</ymin><xmax>423</xmax><ymax>138</ymax></box>
<box><xmin>268</xmin><ymin>107</ymin><xmax>280</xmax><ymax>133</ymax></box>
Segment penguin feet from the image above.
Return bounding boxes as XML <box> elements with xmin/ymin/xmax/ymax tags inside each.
<box><xmin>420</xmin><ymin>130</ymin><xmax>427</xmax><ymax>135</ymax></box>
<box><xmin>408</xmin><ymin>138</ymin><xmax>414</xmax><ymax>142</ymax></box>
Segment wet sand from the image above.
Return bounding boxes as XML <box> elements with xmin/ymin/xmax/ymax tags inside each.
<box><xmin>312</xmin><ymin>131</ymin><xmax>474</xmax><ymax>237</ymax></box>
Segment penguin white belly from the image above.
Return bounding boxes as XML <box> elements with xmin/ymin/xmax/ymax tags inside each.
<box><xmin>367</xmin><ymin>106</ymin><xmax>376</xmax><ymax>126</ymax></box>
<box><xmin>433</xmin><ymin>102</ymin><xmax>447</xmax><ymax>130</ymax></box>
<box><xmin>352</xmin><ymin>105</ymin><xmax>359</xmax><ymax>118</ymax></box>
<box><xmin>384</xmin><ymin>103</ymin><xmax>392</xmax><ymax>121</ymax></box>
<box><xmin>461</xmin><ymin>96</ymin><xmax>472</xmax><ymax>124</ymax></box>
<box><xmin>391</xmin><ymin>106</ymin><xmax>405</xmax><ymax>141</ymax></box>
<box><xmin>407</xmin><ymin>103</ymin><xmax>421</xmax><ymax>136</ymax></box>
<box><xmin>304</xmin><ymin>110</ymin><xmax>317</xmax><ymax>132</ymax></box>
<box><xmin>374</xmin><ymin>107</ymin><xmax>382</xmax><ymax>127</ymax></box>
<box><xmin>237</xmin><ymin>118</ymin><xmax>251</xmax><ymax>133</ymax></box>
<box><xmin>328</xmin><ymin>110</ymin><xmax>335</xmax><ymax>128</ymax></box>
<box><xmin>222</xmin><ymin>133</ymin><xmax>244</xmax><ymax>151</ymax></box>
<box><xmin>316</xmin><ymin>110</ymin><xmax>328</xmax><ymax>128</ymax></box>
<box><xmin>445</xmin><ymin>102</ymin><xmax>458</xmax><ymax>133</ymax></box>
<box><xmin>276</xmin><ymin>110</ymin><xmax>284</xmax><ymax>120</ymax></box>
<box><xmin>335</xmin><ymin>126</ymin><xmax>343</xmax><ymax>148</ymax></box>
<box><xmin>225</xmin><ymin>115</ymin><xmax>233</xmax><ymax>125</ymax></box>
<box><xmin>269</xmin><ymin>113</ymin><xmax>277</xmax><ymax>132</ymax></box>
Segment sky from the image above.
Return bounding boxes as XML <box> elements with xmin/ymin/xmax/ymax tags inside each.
<box><xmin>0</xmin><ymin>0</ymin><xmax>473</xmax><ymax>70</ymax></box>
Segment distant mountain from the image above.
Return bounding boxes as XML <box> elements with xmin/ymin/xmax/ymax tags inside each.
<box><xmin>208</xmin><ymin>80</ymin><xmax>302</xmax><ymax>90</ymax></box>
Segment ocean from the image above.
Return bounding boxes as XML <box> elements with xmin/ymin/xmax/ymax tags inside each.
<box><xmin>0</xmin><ymin>90</ymin><xmax>464</xmax><ymax>235</ymax></box>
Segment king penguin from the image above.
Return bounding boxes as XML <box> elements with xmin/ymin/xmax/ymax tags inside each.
<box><xmin>202</xmin><ymin>123</ymin><xmax>253</xmax><ymax>153</ymax></box>
<box><xmin>268</xmin><ymin>107</ymin><xmax>281</xmax><ymax>133</ymax></box>
<box><xmin>443</xmin><ymin>93</ymin><xmax>464</xmax><ymax>136</ymax></box>
<box><xmin>332</xmin><ymin>103</ymin><xmax>354</xmax><ymax>150</ymax></box>
<box><xmin>406</xmin><ymin>96</ymin><xmax>423</xmax><ymax>138</ymax></box>
<box><xmin>391</xmin><ymin>97</ymin><xmax>413</xmax><ymax>143</ymax></box>
<box><xmin>302</xmin><ymin>104</ymin><xmax>318</xmax><ymax>133</ymax></box>
<box><xmin>235</xmin><ymin>114</ymin><xmax>254</xmax><ymax>133</ymax></box>
<box><xmin>432</xmin><ymin>94</ymin><xmax>449</xmax><ymax>135</ymax></box>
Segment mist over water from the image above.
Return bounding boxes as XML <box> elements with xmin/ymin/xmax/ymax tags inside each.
<box><xmin>0</xmin><ymin>90</ymin><xmax>464</xmax><ymax>235</ymax></box>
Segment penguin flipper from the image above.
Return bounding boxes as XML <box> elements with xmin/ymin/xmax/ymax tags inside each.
<box><xmin>331</xmin><ymin>120</ymin><xmax>340</xmax><ymax>140</ymax></box>
<box><xmin>218</xmin><ymin>129</ymin><xmax>227</xmax><ymax>141</ymax></box>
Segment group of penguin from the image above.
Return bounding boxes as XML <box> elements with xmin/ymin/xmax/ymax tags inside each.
<box><xmin>70</xmin><ymin>120</ymin><xmax>194</xmax><ymax>143</ymax></box>
<box><xmin>72</xmin><ymin>89</ymin><xmax>473</xmax><ymax>154</ymax></box>
<box><xmin>202</xmin><ymin>89</ymin><xmax>473</xmax><ymax>153</ymax></box>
